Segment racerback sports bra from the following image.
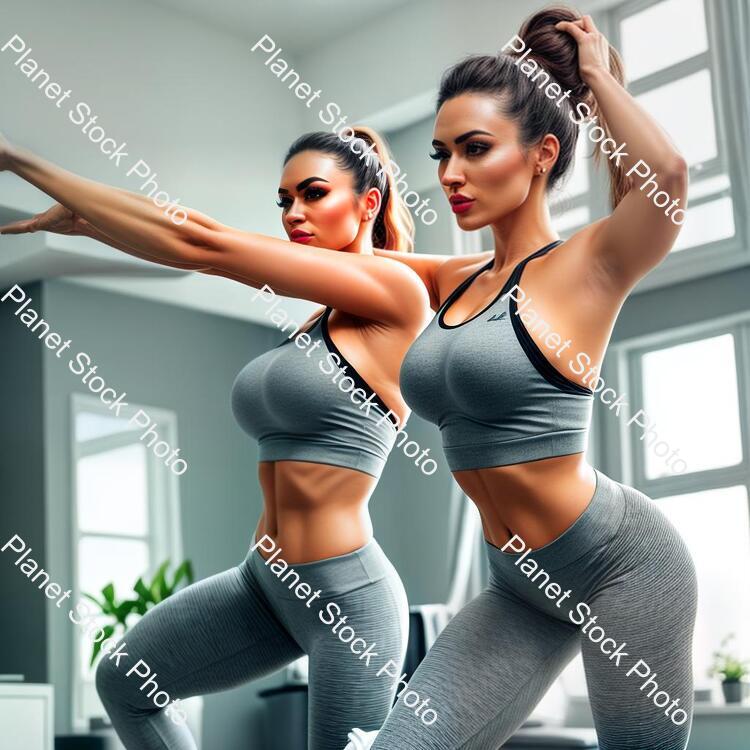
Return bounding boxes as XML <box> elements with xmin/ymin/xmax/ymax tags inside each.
<box><xmin>231</xmin><ymin>307</ymin><xmax>398</xmax><ymax>478</ymax></box>
<box><xmin>399</xmin><ymin>240</ymin><xmax>594</xmax><ymax>472</ymax></box>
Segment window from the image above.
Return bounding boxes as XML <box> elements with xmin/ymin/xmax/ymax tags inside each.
<box><xmin>627</xmin><ymin>324</ymin><xmax>750</xmax><ymax>697</ymax></box>
<box><xmin>550</xmin><ymin>134</ymin><xmax>595</xmax><ymax>237</ymax></box>
<box><xmin>553</xmin><ymin>0</ymin><xmax>747</xmax><ymax>286</ymax></box>
<box><xmin>657</xmin><ymin>485</ymin><xmax>750</xmax><ymax>684</ymax></box>
<box><xmin>570</xmin><ymin>315</ymin><xmax>750</xmax><ymax>704</ymax></box>
<box><xmin>70</xmin><ymin>395</ymin><xmax>182</xmax><ymax>728</ymax></box>
<box><xmin>617</xmin><ymin>0</ymin><xmax>736</xmax><ymax>254</ymax></box>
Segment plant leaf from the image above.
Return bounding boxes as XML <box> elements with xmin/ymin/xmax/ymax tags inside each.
<box><xmin>114</xmin><ymin>600</ymin><xmax>138</xmax><ymax>625</ymax></box>
<box><xmin>171</xmin><ymin>560</ymin><xmax>194</xmax><ymax>590</ymax></box>
<box><xmin>101</xmin><ymin>583</ymin><xmax>116</xmax><ymax>605</ymax></box>
<box><xmin>89</xmin><ymin>624</ymin><xmax>116</xmax><ymax>667</ymax></box>
<box><xmin>150</xmin><ymin>560</ymin><xmax>171</xmax><ymax>604</ymax></box>
<box><xmin>134</xmin><ymin>576</ymin><xmax>153</xmax><ymax>605</ymax></box>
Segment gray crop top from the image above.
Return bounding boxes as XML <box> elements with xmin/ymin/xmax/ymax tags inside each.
<box><xmin>231</xmin><ymin>307</ymin><xmax>399</xmax><ymax>478</ymax></box>
<box><xmin>399</xmin><ymin>240</ymin><xmax>594</xmax><ymax>472</ymax></box>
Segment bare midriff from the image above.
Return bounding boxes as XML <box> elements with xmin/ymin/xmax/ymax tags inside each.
<box><xmin>453</xmin><ymin>453</ymin><xmax>598</xmax><ymax>553</ymax></box>
<box><xmin>253</xmin><ymin>460</ymin><xmax>379</xmax><ymax>563</ymax></box>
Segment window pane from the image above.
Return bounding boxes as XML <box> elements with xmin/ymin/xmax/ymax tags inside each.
<box><xmin>636</xmin><ymin>70</ymin><xmax>717</xmax><ymax>168</ymax></box>
<box><xmin>656</xmin><ymin>486</ymin><xmax>750</xmax><ymax>694</ymax></box>
<box><xmin>671</xmin><ymin>197</ymin><xmax>735</xmax><ymax>251</ymax></box>
<box><xmin>553</xmin><ymin>206</ymin><xmax>590</xmax><ymax>234</ymax></box>
<box><xmin>78</xmin><ymin>536</ymin><xmax>149</xmax><ymax>606</ymax></box>
<box><xmin>689</xmin><ymin>174</ymin><xmax>731</xmax><ymax>202</ymax></box>
<box><xmin>76</xmin><ymin>411</ymin><xmax>136</xmax><ymax>442</ymax></box>
<box><xmin>641</xmin><ymin>334</ymin><xmax>743</xmax><ymax>478</ymax></box>
<box><xmin>77</xmin><ymin>444</ymin><xmax>149</xmax><ymax>536</ymax></box>
<box><xmin>552</xmin><ymin>135</ymin><xmax>591</xmax><ymax>204</ymax></box>
<box><xmin>621</xmin><ymin>0</ymin><xmax>708</xmax><ymax>81</ymax></box>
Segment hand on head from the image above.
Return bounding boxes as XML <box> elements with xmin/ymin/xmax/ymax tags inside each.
<box><xmin>555</xmin><ymin>14</ymin><xmax>612</xmax><ymax>82</ymax></box>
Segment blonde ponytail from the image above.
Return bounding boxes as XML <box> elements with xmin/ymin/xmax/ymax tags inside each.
<box><xmin>352</xmin><ymin>126</ymin><xmax>415</xmax><ymax>252</ymax></box>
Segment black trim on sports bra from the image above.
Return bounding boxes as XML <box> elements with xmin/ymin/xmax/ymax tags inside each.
<box><xmin>506</xmin><ymin>243</ymin><xmax>594</xmax><ymax>397</ymax></box>
<box><xmin>320</xmin><ymin>308</ymin><xmax>402</xmax><ymax>428</ymax></box>
<box><xmin>275</xmin><ymin>309</ymin><xmax>326</xmax><ymax>349</ymax></box>
<box><xmin>437</xmin><ymin>241</ymin><xmax>563</xmax><ymax>330</ymax></box>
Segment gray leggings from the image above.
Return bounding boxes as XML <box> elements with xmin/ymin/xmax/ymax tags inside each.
<box><xmin>96</xmin><ymin>538</ymin><xmax>408</xmax><ymax>750</ymax></box>
<box><xmin>372</xmin><ymin>469</ymin><xmax>698</xmax><ymax>750</ymax></box>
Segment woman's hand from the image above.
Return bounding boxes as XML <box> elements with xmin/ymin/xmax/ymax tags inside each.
<box><xmin>555</xmin><ymin>15</ymin><xmax>611</xmax><ymax>84</ymax></box>
<box><xmin>0</xmin><ymin>203</ymin><xmax>90</xmax><ymax>236</ymax></box>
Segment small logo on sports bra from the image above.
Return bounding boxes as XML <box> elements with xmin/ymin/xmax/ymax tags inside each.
<box><xmin>488</xmin><ymin>311</ymin><xmax>507</xmax><ymax>321</ymax></box>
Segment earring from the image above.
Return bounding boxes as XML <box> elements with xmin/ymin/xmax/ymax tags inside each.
<box><xmin>538</xmin><ymin>166</ymin><xmax>547</xmax><ymax>175</ymax></box>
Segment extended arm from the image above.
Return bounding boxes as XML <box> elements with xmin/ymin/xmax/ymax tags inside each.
<box><xmin>1</xmin><ymin>141</ymin><xmax>426</xmax><ymax>323</ymax></box>
<box><xmin>0</xmin><ymin>203</ymin><xmax>305</xmax><ymax>296</ymax></box>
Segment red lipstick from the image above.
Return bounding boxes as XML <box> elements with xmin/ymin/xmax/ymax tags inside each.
<box><xmin>449</xmin><ymin>194</ymin><xmax>475</xmax><ymax>214</ymax></box>
<box><xmin>290</xmin><ymin>229</ymin><xmax>314</xmax><ymax>244</ymax></box>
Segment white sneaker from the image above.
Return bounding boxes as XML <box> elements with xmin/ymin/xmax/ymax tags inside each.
<box><xmin>343</xmin><ymin>727</ymin><xmax>380</xmax><ymax>750</ymax></box>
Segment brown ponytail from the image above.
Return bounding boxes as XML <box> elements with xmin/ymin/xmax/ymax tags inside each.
<box><xmin>516</xmin><ymin>7</ymin><xmax>630</xmax><ymax>208</ymax></box>
<box><xmin>436</xmin><ymin>5</ymin><xmax>630</xmax><ymax>209</ymax></box>
<box><xmin>352</xmin><ymin>126</ymin><xmax>415</xmax><ymax>252</ymax></box>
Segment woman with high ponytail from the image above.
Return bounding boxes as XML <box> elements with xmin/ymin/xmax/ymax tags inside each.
<box><xmin>0</xmin><ymin>121</ymin><xmax>432</xmax><ymax>749</ymax></box>
<box><xmin>352</xmin><ymin>125</ymin><xmax>415</xmax><ymax>252</ymax></box>
<box><xmin>365</xmin><ymin>6</ymin><xmax>696</xmax><ymax>750</ymax></box>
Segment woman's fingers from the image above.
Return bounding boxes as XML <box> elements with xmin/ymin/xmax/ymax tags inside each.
<box><xmin>0</xmin><ymin>217</ymin><xmax>38</xmax><ymax>235</ymax></box>
<box><xmin>555</xmin><ymin>20</ymin><xmax>588</xmax><ymax>42</ymax></box>
<box><xmin>582</xmin><ymin>14</ymin><xmax>597</xmax><ymax>32</ymax></box>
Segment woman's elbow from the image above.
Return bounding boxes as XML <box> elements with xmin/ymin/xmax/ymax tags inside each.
<box><xmin>663</xmin><ymin>154</ymin><xmax>689</xmax><ymax>187</ymax></box>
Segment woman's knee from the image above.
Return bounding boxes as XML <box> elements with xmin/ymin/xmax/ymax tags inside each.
<box><xmin>95</xmin><ymin>652</ymin><xmax>123</xmax><ymax>704</ymax></box>
<box><xmin>95</xmin><ymin>650</ymin><xmax>143</xmax><ymax>710</ymax></box>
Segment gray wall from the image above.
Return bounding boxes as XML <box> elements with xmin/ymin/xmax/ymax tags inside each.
<box><xmin>0</xmin><ymin>282</ymin><xmax>48</xmax><ymax>684</ymax></box>
<box><xmin>370</xmin><ymin>412</ymin><xmax>455</xmax><ymax>606</ymax></box>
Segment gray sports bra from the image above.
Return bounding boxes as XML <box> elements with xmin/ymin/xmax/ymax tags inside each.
<box><xmin>399</xmin><ymin>240</ymin><xmax>594</xmax><ymax>472</ymax></box>
<box><xmin>231</xmin><ymin>307</ymin><xmax>398</xmax><ymax>478</ymax></box>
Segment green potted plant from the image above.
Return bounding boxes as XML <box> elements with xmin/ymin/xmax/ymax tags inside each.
<box><xmin>708</xmin><ymin>633</ymin><xmax>749</xmax><ymax>704</ymax></box>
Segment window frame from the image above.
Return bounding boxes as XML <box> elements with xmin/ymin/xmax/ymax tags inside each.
<box><xmin>69</xmin><ymin>393</ymin><xmax>183</xmax><ymax>731</ymax></box>
<box><xmin>554</xmin><ymin>0</ymin><xmax>748</xmax><ymax>290</ymax></box>
<box><xmin>601</xmin><ymin>310</ymin><xmax>750</xmax><ymax>499</ymax></box>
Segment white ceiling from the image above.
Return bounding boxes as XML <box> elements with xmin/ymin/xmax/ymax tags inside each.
<box><xmin>145</xmin><ymin>0</ymin><xmax>414</xmax><ymax>55</ymax></box>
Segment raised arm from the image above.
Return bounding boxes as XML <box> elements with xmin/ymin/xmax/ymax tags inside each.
<box><xmin>556</xmin><ymin>15</ymin><xmax>689</xmax><ymax>292</ymax></box>
<box><xmin>0</xmin><ymin>139</ymin><xmax>428</xmax><ymax>324</ymax></box>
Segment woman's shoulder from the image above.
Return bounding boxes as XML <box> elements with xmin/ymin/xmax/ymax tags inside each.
<box><xmin>434</xmin><ymin>251</ymin><xmax>495</xmax><ymax>305</ymax></box>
